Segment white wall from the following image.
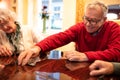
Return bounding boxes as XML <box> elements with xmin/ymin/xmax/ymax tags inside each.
<box><xmin>56</xmin><ymin>0</ymin><xmax>76</xmax><ymax>51</ymax></box>
<box><xmin>62</xmin><ymin>0</ymin><xmax>76</xmax><ymax>30</ymax></box>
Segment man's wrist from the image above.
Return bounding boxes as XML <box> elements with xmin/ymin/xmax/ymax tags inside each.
<box><xmin>30</xmin><ymin>46</ymin><xmax>41</xmax><ymax>54</ymax></box>
<box><xmin>80</xmin><ymin>53</ymin><xmax>88</xmax><ymax>61</ymax></box>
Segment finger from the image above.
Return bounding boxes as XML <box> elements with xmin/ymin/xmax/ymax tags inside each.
<box><xmin>90</xmin><ymin>69</ymin><xmax>104</xmax><ymax>76</ymax></box>
<box><xmin>0</xmin><ymin>48</ymin><xmax>5</xmax><ymax>56</ymax></box>
<box><xmin>0</xmin><ymin>47</ymin><xmax>9</xmax><ymax>56</ymax></box>
<box><xmin>89</xmin><ymin>61</ymin><xmax>100</xmax><ymax>71</ymax></box>
<box><xmin>67</xmin><ymin>56</ymin><xmax>75</xmax><ymax>61</ymax></box>
<box><xmin>89</xmin><ymin>64</ymin><xmax>98</xmax><ymax>71</ymax></box>
<box><xmin>90</xmin><ymin>70</ymin><xmax>102</xmax><ymax>76</ymax></box>
<box><xmin>22</xmin><ymin>52</ymin><xmax>33</xmax><ymax>66</ymax></box>
<box><xmin>64</xmin><ymin>51</ymin><xmax>72</xmax><ymax>57</ymax></box>
<box><xmin>67</xmin><ymin>55</ymin><xmax>80</xmax><ymax>61</ymax></box>
<box><xmin>0</xmin><ymin>52</ymin><xmax>2</xmax><ymax>56</ymax></box>
<box><xmin>3</xmin><ymin>47</ymin><xmax>12</xmax><ymax>57</ymax></box>
<box><xmin>6</xmin><ymin>48</ymin><xmax>13</xmax><ymax>56</ymax></box>
<box><xmin>18</xmin><ymin>52</ymin><xmax>27</xmax><ymax>65</ymax></box>
<box><xmin>65</xmin><ymin>53</ymin><xmax>74</xmax><ymax>59</ymax></box>
<box><xmin>0</xmin><ymin>64</ymin><xmax>4</xmax><ymax>68</ymax></box>
<box><xmin>68</xmin><ymin>57</ymin><xmax>78</xmax><ymax>61</ymax></box>
<box><xmin>0</xmin><ymin>64</ymin><xmax>5</xmax><ymax>71</ymax></box>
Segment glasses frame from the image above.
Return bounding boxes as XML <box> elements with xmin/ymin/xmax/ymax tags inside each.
<box><xmin>83</xmin><ymin>16</ymin><xmax>103</xmax><ymax>25</ymax></box>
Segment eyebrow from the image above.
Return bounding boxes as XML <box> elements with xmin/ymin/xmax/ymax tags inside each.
<box><xmin>84</xmin><ymin>16</ymin><xmax>101</xmax><ymax>21</ymax></box>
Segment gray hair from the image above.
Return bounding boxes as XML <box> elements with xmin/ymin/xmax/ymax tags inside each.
<box><xmin>0</xmin><ymin>30</ymin><xmax>15</xmax><ymax>52</ymax></box>
<box><xmin>85</xmin><ymin>1</ymin><xmax>108</xmax><ymax>17</ymax></box>
<box><xmin>0</xmin><ymin>8</ymin><xmax>17</xmax><ymax>24</ymax></box>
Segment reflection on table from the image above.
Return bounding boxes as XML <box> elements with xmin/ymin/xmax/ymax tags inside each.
<box><xmin>0</xmin><ymin>50</ymin><xmax>120</xmax><ymax>80</ymax></box>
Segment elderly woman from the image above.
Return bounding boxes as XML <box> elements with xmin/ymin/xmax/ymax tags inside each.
<box><xmin>0</xmin><ymin>8</ymin><xmax>23</xmax><ymax>56</ymax></box>
<box><xmin>0</xmin><ymin>8</ymin><xmax>44</xmax><ymax>65</ymax></box>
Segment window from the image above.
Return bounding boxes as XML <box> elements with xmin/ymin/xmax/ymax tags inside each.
<box><xmin>52</xmin><ymin>0</ymin><xmax>63</xmax><ymax>2</ymax></box>
<box><xmin>41</xmin><ymin>0</ymin><xmax>63</xmax><ymax>33</ymax></box>
<box><xmin>54</xmin><ymin>6</ymin><xmax>60</xmax><ymax>11</ymax></box>
<box><xmin>107</xmin><ymin>4</ymin><xmax>120</xmax><ymax>20</ymax></box>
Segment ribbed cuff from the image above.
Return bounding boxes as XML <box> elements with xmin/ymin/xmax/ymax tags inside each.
<box><xmin>112</xmin><ymin>62</ymin><xmax>120</xmax><ymax>75</ymax></box>
<box><xmin>39</xmin><ymin>50</ymin><xmax>48</xmax><ymax>59</ymax></box>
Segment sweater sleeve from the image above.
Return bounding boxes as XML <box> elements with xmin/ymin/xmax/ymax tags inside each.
<box><xmin>35</xmin><ymin>23</ymin><xmax>82</xmax><ymax>52</ymax></box>
<box><xmin>112</xmin><ymin>62</ymin><xmax>120</xmax><ymax>75</ymax></box>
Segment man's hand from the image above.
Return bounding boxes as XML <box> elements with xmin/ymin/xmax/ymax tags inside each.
<box><xmin>64</xmin><ymin>51</ymin><xmax>88</xmax><ymax>62</ymax></box>
<box><xmin>89</xmin><ymin>60</ymin><xmax>114</xmax><ymax>76</ymax></box>
<box><xmin>18</xmin><ymin>46</ymin><xmax>41</xmax><ymax>66</ymax></box>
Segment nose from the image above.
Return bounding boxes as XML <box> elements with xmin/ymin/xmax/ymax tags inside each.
<box><xmin>85</xmin><ymin>21</ymin><xmax>92</xmax><ymax>26</ymax></box>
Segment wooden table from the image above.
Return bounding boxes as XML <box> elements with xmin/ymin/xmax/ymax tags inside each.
<box><xmin>0</xmin><ymin>51</ymin><xmax>120</xmax><ymax>80</ymax></box>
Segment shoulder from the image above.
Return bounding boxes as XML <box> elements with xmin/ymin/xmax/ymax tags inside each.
<box><xmin>104</xmin><ymin>21</ymin><xmax>120</xmax><ymax>28</ymax></box>
<box><xmin>68</xmin><ymin>22</ymin><xmax>85</xmax><ymax>31</ymax></box>
<box><xmin>103</xmin><ymin>21</ymin><xmax>120</xmax><ymax>32</ymax></box>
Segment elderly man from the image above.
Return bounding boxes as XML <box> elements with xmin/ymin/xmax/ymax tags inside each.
<box><xmin>18</xmin><ymin>1</ymin><xmax>120</xmax><ymax>66</ymax></box>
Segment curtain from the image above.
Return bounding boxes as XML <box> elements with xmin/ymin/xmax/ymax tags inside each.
<box><xmin>76</xmin><ymin>0</ymin><xmax>85</xmax><ymax>23</ymax></box>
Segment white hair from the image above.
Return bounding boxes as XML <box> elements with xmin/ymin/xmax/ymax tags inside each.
<box><xmin>0</xmin><ymin>8</ymin><xmax>17</xmax><ymax>23</ymax></box>
<box><xmin>85</xmin><ymin>1</ymin><xmax>108</xmax><ymax>17</ymax></box>
<box><xmin>0</xmin><ymin>30</ymin><xmax>15</xmax><ymax>52</ymax></box>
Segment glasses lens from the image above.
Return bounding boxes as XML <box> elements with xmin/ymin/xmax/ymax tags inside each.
<box><xmin>83</xmin><ymin>16</ymin><xmax>102</xmax><ymax>25</ymax></box>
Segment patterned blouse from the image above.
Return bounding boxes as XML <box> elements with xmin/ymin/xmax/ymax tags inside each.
<box><xmin>6</xmin><ymin>21</ymin><xmax>24</xmax><ymax>54</ymax></box>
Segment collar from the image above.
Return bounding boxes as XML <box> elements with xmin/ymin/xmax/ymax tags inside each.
<box><xmin>90</xmin><ymin>25</ymin><xmax>103</xmax><ymax>36</ymax></box>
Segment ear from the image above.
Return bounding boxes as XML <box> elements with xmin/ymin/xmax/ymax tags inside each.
<box><xmin>103</xmin><ymin>17</ymin><xmax>107</xmax><ymax>21</ymax></box>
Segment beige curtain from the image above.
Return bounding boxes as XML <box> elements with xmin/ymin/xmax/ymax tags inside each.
<box><xmin>76</xmin><ymin>0</ymin><xmax>85</xmax><ymax>23</ymax></box>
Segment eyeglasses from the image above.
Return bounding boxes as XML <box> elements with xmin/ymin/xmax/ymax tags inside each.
<box><xmin>83</xmin><ymin>16</ymin><xmax>103</xmax><ymax>25</ymax></box>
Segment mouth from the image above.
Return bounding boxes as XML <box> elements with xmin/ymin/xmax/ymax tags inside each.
<box><xmin>87</xmin><ymin>26</ymin><xmax>95</xmax><ymax>30</ymax></box>
<box><xmin>86</xmin><ymin>26</ymin><xmax>96</xmax><ymax>33</ymax></box>
<box><xmin>5</xmin><ymin>29</ymin><xmax>13</xmax><ymax>33</ymax></box>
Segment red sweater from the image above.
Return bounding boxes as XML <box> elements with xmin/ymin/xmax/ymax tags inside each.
<box><xmin>36</xmin><ymin>21</ymin><xmax>120</xmax><ymax>62</ymax></box>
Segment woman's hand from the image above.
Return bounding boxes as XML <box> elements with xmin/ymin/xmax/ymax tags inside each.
<box><xmin>0</xmin><ymin>57</ymin><xmax>14</xmax><ymax>65</ymax></box>
<box><xmin>18</xmin><ymin>46</ymin><xmax>41</xmax><ymax>66</ymax></box>
<box><xmin>0</xmin><ymin>45</ymin><xmax>13</xmax><ymax>57</ymax></box>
